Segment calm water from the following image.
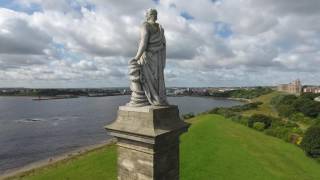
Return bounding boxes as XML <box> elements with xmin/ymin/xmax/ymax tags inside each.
<box><xmin>0</xmin><ymin>96</ymin><xmax>242</xmax><ymax>173</ymax></box>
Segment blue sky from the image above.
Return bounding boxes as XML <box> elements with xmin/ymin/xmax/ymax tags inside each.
<box><xmin>0</xmin><ymin>0</ymin><xmax>42</xmax><ymax>14</ymax></box>
<box><xmin>0</xmin><ymin>0</ymin><xmax>319</xmax><ymax>88</ymax></box>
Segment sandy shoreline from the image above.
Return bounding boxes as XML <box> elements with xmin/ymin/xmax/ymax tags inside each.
<box><xmin>0</xmin><ymin>139</ymin><xmax>116</xmax><ymax>180</ymax></box>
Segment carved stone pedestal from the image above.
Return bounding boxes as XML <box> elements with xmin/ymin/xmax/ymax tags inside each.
<box><xmin>105</xmin><ymin>105</ymin><xmax>189</xmax><ymax>180</ymax></box>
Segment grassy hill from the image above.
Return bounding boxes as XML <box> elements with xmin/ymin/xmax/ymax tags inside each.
<box><xmin>181</xmin><ymin>115</ymin><xmax>320</xmax><ymax>180</ymax></box>
<box><xmin>9</xmin><ymin>114</ymin><xmax>320</xmax><ymax>180</ymax></box>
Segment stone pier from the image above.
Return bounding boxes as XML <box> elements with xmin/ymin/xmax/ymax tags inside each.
<box><xmin>105</xmin><ymin>105</ymin><xmax>189</xmax><ymax>180</ymax></box>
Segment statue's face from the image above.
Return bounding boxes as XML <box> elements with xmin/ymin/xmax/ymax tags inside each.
<box><xmin>146</xmin><ymin>10</ymin><xmax>157</xmax><ymax>22</ymax></box>
<box><xmin>149</xmin><ymin>15</ymin><xmax>157</xmax><ymax>22</ymax></box>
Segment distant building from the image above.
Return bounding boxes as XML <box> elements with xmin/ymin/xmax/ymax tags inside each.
<box><xmin>173</xmin><ymin>89</ymin><xmax>188</xmax><ymax>95</ymax></box>
<box><xmin>277</xmin><ymin>79</ymin><xmax>302</xmax><ymax>95</ymax></box>
<box><xmin>303</xmin><ymin>86</ymin><xmax>320</xmax><ymax>94</ymax></box>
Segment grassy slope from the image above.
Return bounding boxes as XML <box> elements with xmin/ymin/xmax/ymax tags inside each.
<box><xmin>181</xmin><ymin>115</ymin><xmax>320</xmax><ymax>180</ymax></box>
<box><xmin>12</xmin><ymin>145</ymin><xmax>117</xmax><ymax>180</ymax></box>
<box><xmin>11</xmin><ymin>115</ymin><xmax>320</xmax><ymax>180</ymax></box>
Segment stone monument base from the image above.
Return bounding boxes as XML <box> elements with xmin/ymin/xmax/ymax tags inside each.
<box><xmin>105</xmin><ymin>105</ymin><xmax>189</xmax><ymax>180</ymax></box>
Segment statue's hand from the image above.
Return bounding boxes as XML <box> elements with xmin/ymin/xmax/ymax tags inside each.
<box><xmin>137</xmin><ymin>58</ymin><xmax>145</xmax><ymax>65</ymax></box>
<box><xmin>137</xmin><ymin>53</ymin><xmax>147</xmax><ymax>65</ymax></box>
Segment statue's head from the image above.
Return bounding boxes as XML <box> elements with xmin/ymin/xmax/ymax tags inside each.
<box><xmin>146</xmin><ymin>8</ymin><xmax>157</xmax><ymax>22</ymax></box>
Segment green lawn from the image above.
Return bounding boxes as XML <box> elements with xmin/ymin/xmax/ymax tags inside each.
<box><xmin>10</xmin><ymin>114</ymin><xmax>320</xmax><ymax>180</ymax></box>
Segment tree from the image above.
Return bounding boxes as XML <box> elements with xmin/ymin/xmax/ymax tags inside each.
<box><xmin>271</xmin><ymin>94</ymin><xmax>297</xmax><ymax>106</ymax></box>
<box><xmin>296</xmin><ymin>100</ymin><xmax>320</xmax><ymax>118</ymax></box>
<box><xmin>277</xmin><ymin>104</ymin><xmax>296</xmax><ymax>117</ymax></box>
<box><xmin>301</xmin><ymin>125</ymin><xmax>320</xmax><ymax>158</ymax></box>
<box><xmin>300</xmin><ymin>93</ymin><xmax>319</xmax><ymax>100</ymax></box>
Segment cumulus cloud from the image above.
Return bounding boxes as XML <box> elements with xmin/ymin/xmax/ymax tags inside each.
<box><xmin>0</xmin><ymin>8</ymin><xmax>51</xmax><ymax>55</ymax></box>
<box><xmin>0</xmin><ymin>0</ymin><xmax>319</xmax><ymax>87</ymax></box>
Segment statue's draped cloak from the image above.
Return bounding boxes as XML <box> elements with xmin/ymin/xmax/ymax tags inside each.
<box><xmin>139</xmin><ymin>22</ymin><xmax>167</xmax><ymax>105</ymax></box>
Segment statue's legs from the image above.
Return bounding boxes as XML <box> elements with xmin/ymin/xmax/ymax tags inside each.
<box><xmin>127</xmin><ymin>82</ymin><xmax>149</xmax><ymax>106</ymax></box>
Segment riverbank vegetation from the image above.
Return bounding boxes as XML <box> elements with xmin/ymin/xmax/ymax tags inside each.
<box><xmin>8</xmin><ymin>115</ymin><xmax>320</xmax><ymax>180</ymax></box>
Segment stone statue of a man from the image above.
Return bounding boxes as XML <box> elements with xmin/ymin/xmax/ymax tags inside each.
<box><xmin>127</xmin><ymin>9</ymin><xmax>168</xmax><ymax>107</ymax></box>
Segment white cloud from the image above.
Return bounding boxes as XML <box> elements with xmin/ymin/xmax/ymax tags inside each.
<box><xmin>0</xmin><ymin>0</ymin><xmax>319</xmax><ymax>87</ymax></box>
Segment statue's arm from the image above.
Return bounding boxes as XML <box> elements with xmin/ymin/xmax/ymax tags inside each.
<box><xmin>134</xmin><ymin>23</ymin><xmax>149</xmax><ymax>60</ymax></box>
<box><xmin>163</xmin><ymin>29</ymin><xmax>166</xmax><ymax>46</ymax></box>
<box><xmin>162</xmin><ymin>28</ymin><xmax>166</xmax><ymax>68</ymax></box>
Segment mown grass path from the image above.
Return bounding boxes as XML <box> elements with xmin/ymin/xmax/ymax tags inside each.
<box><xmin>10</xmin><ymin>114</ymin><xmax>320</xmax><ymax>180</ymax></box>
<box><xmin>241</xmin><ymin>91</ymin><xmax>280</xmax><ymax>117</ymax></box>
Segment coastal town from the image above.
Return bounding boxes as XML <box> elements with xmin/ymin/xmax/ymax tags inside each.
<box><xmin>1</xmin><ymin>80</ymin><xmax>319</xmax><ymax>102</ymax></box>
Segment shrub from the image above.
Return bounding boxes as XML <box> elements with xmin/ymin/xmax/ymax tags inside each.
<box><xmin>253</xmin><ymin>122</ymin><xmax>265</xmax><ymax>131</ymax></box>
<box><xmin>230</xmin><ymin>115</ymin><xmax>249</xmax><ymax>126</ymax></box>
<box><xmin>248</xmin><ymin>114</ymin><xmax>272</xmax><ymax>128</ymax></box>
<box><xmin>182</xmin><ymin>113</ymin><xmax>195</xmax><ymax>119</ymax></box>
<box><xmin>301</xmin><ymin>125</ymin><xmax>320</xmax><ymax>158</ymax></box>
<box><xmin>289</xmin><ymin>113</ymin><xmax>316</xmax><ymax>126</ymax></box>
<box><xmin>239</xmin><ymin>117</ymin><xmax>249</xmax><ymax>126</ymax></box>
<box><xmin>283</xmin><ymin>121</ymin><xmax>299</xmax><ymax>128</ymax></box>
<box><xmin>264</xmin><ymin>127</ymin><xmax>291</xmax><ymax>141</ymax></box>
<box><xmin>296</xmin><ymin>136</ymin><xmax>303</xmax><ymax>145</ymax></box>
<box><xmin>230</xmin><ymin>114</ymin><xmax>242</xmax><ymax>122</ymax></box>
<box><xmin>289</xmin><ymin>113</ymin><xmax>305</xmax><ymax>122</ymax></box>
<box><xmin>209</xmin><ymin>108</ymin><xmax>238</xmax><ymax>118</ymax></box>
<box><xmin>314</xmin><ymin>118</ymin><xmax>320</xmax><ymax>126</ymax></box>
<box><xmin>208</xmin><ymin>107</ymin><xmax>220</xmax><ymax>114</ymax></box>
<box><xmin>291</xmin><ymin>127</ymin><xmax>303</xmax><ymax>135</ymax></box>
<box><xmin>230</xmin><ymin>102</ymin><xmax>262</xmax><ymax>112</ymax></box>
<box><xmin>289</xmin><ymin>133</ymin><xmax>302</xmax><ymax>145</ymax></box>
<box><xmin>223</xmin><ymin>110</ymin><xmax>238</xmax><ymax>118</ymax></box>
